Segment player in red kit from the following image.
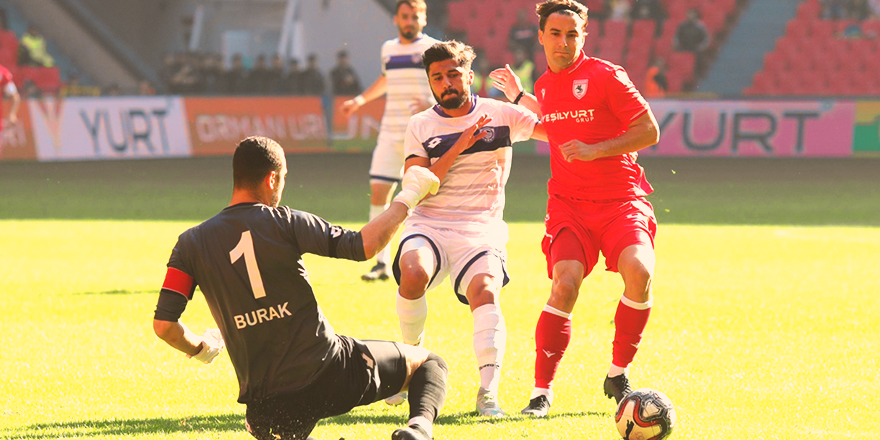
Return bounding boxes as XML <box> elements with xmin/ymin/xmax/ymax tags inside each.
<box><xmin>0</xmin><ymin>63</ymin><xmax>21</xmax><ymax>155</ymax></box>
<box><xmin>490</xmin><ymin>0</ymin><xmax>660</xmax><ymax>417</ymax></box>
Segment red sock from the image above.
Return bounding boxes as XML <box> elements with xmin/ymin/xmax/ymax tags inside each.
<box><xmin>534</xmin><ymin>307</ymin><xmax>572</xmax><ymax>389</ymax></box>
<box><xmin>612</xmin><ymin>298</ymin><xmax>652</xmax><ymax>369</ymax></box>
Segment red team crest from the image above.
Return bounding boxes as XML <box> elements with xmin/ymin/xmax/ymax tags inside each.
<box><xmin>572</xmin><ymin>79</ymin><xmax>588</xmax><ymax>99</ymax></box>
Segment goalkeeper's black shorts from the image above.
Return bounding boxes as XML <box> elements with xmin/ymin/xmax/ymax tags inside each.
<box><xmin>245</xmin><ymin>335</ymin><xmax>408</xmax><ymax>440</ymax></box>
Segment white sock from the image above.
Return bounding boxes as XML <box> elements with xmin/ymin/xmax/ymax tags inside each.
<box><xmin>530</xmin><ymin>387</ymin><xmax>554</xmax><ymax>405</ymax></box>
<box><xmin>473</xmin><ymin>303</ymin><xmax>506</xmax><ymax>394</ymax></box>
<box><xmin>407</xmin><ymin>416</ymin><xmax>432</xmax><ymax>438</ymax></box>
<box><xmin>369</xmin><ymin>204</ymin><xmax>391</xmax><ymax>265</ymax></box>
<box><xmin>396</xmin><ymin>291</ymin><xmax>427</xmax><ymax>346</ymax></box>
<box><xmin>608</xmin><ymin>364</ymin><xmax>629</xmax><ymax>378</ymax></box>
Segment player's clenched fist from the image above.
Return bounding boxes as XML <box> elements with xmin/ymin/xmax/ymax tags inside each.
<box><xmin>393</xmin><ymin>166</ymin><xmax>441</xmax><ymax>210</ymax></box>
<box><xmin>189</xmin><ymin>328</ymin><xmax>225</xmax><ymax>364</ymax></box>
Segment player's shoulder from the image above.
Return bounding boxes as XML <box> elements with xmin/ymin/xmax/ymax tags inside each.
<box><xmin>585</xmin><ymin>56</ymin><xmax>626</xmax><ymax>77</ymax></box>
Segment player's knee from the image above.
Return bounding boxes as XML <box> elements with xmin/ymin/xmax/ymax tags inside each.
<box><xmin>425</xmin><ymin>352</ymin><xmax>448</xmax><ymax>375</ymax></box>
<box><xmin>551</xmin><ymin>274</ymin><xmax>581</xmax><ymax>304</ymax></box>
<box><xmin>399</xmin><ymin>261</ymin><xmax>430</xmax><ymax>296</ymax></box>
<box><xmin>621</xmin><ymin>259</ymin><xmax>653</xmax><ymax>291</ymax></box>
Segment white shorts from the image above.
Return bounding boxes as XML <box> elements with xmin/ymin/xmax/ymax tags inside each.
<box><xmin>391</xmin><ymin>220</ymin><xmax>510</xmax><ymax>305</ymax></box>
<box><xmin>369</xmin><ymin>130</ymin><xmax>405</xmax><ymax>184</ymax></box>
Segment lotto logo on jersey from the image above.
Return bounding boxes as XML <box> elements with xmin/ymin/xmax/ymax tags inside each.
<box><xmin>542</xmin><ymin>108</ymin><xmax>596</xmax><ymax>124</ymax></box>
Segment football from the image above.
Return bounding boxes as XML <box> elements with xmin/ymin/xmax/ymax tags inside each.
<box><xmin>614</xmin><ymin>388</ymin><xmax>676</xmax><ymax>440</ymax></box>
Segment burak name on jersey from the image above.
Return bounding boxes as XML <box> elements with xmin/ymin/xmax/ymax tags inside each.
<box><xmin>422</xmin><ymin>126</ymin><xmax>512</xmax><ymax>159</ymax></box>
<box><xmin>542</xmin><ymin>109</ymin><xmax>596</xmax><ymax>124</ymax></box>
<box><xmin>234</xmin><ymin>302</ymin><xmax>293</xmax><ymax>329</ymax></box>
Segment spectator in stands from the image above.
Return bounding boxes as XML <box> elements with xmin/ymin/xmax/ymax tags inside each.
<box><xmin>508</xmin><ymin>9</ymin><xmax>538</xmax><ymax>62</ymax></box>
<box><xmin>221</xmin><ymin>53</ymin><xmax>249</xmax><ymax>95</ymax></box>
<box><xmin>249</xmin><ymin>54</ymin><xmax>271</xmax><ymax>95</ymax></box>
<box><xmin>285</xmin><ymin>58</ymin><xmax>304</xmax><ymax>95</ymax></box>
<box><xmin>510</xmin><ymin>45</ymin><xmax>536</xmax><ymax>94</ymax></box>
<box><xmin>301</xmin><ymin>53</ymin><xmax>325</xmax><ymax>96</ymax></box>
<box><xmin>139</xmin><ymin>80</ymin><xmax>156</xmax><ymax>96</ymax></box>
<box><xmin>61</xmin><ymin>74</ymin><xmax>100</xmax><ymax>97</ymax></box>
<box><xmin>607</xmin><ymin>0</ymin><xmax>631</xmax><ymax>22</ymax></box>
<box><xmin>104</xmin><ymin>82</ymin><xmax>122</xmax><ymax>96</ymax></box>
<box><xmin>644</xmin><ymin>58</ymin><xmax>668</xmax><ymax>98</ymax></box>
<box><xmin>330</xmin><ymin>49</ymin><xmax>362</xmax><ymax>96</ymax></box>
<box><xmin>630</xmin><ymin>0</ymin><xmax>665</xmax><ymax>25</ymax></box>
<box><xmin>197</xmin><ymin>53</ymin><xmax>223</xmax><ymax>95</ymax></box>
<box><xmin>821</xmin><ymin>0</ymin><xmax>847</xmax><ymax>19</ymax></box>
<box><xmin>471</xmin><ymin>51</ymin><xmax>492</xmax><ymax>98</ymax></box>
<box><xmin>19</xmin><ymin>26</ymin><xmax>54</xmax><ymax>68</ymax></box>
<box><xmin>674</xmin><ymin>8</ymin><xmax>709</xmax><ymax>70</ymax></box>
<box><xmin>170</xmin><ymin>53</ymin><xmax>200</xmax><ymax>95</ymax></box>
<box><xmin>266</xmin><ymin>54</ymin><xmax>285</xmax><ymax>95</ymax></box>
<box><xmin>848</xmin><ymin>0</ymin><xmax>873</xmax><ymax>19</ymax></box>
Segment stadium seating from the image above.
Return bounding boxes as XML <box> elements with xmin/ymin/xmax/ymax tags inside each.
<box><xmin>446</xmin><ymin>0</ymin><xmax>746</xmax><ymax>94</ymax></box>
<box><xmin>745</xmin><ymin>0</ymin><xmax>880</xmax><ymax>96</ymax></box>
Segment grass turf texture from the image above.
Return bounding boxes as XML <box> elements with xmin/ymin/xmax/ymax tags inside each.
<box><xmin>1</xmin><ymin>154</ymin><xmax>878</xmax><ymax>439</ymax></box>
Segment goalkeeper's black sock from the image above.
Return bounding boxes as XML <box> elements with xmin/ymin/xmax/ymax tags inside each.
<box><xmin>406</xmin><ymin>352</ymin><xmax>447</xmax><ymax>436</ymax></box>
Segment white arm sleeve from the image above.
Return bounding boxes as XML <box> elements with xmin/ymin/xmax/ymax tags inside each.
<box><xmin>4</xmin><ymin>82</ymin><xmax>17</xmax><ymax>96</ymax></box>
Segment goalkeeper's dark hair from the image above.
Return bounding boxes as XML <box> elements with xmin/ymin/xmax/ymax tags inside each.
<box><xmin>536</xmin><ymin>0</ymin><xmax>589</xmax><ymax>31</ymax></box>
<box><xmin>422</xmin><ymin>40</ymin><xmax>476</xmax><ymax>74</ymax></box>
<box><xmin>233</xmin><ymin>136</ymin><xmax>284</xmax><ymax>190</ymax></box>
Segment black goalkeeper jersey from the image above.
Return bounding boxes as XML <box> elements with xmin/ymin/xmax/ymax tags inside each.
<box><xmin>164</xmin><ymin>202</ymin><xmax>366</xmax><ymax>403</ymax></box>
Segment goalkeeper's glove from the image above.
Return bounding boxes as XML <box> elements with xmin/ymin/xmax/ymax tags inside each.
<box><xmin>188</xmin><ymin>328</ymin><xmax>225</xmax><ymax>364</ymax></box>
<box><xmin>393</xmin><ymin>166</ymin><xmax>440</xmax><ymax>211</ymax></box>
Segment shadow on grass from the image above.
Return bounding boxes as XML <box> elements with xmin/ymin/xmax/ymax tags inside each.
<box><xmin>328</xmin><ymin>409</ymin><xmax>610</xmax><ymax>427</ymax></box>
<box><xmin>73</xmin><ymin>289</ymin><xmax>159</xmax><ymax>295</ymax></box>
<box><xmin>0</xmin><ymin>414</ymin><xmax>244</xmax><ymax>439</ymax></box>
<box><xmin>3</xmin><ymin>409</ymin><xmax>614</xmax><ymax>439</ymax></box>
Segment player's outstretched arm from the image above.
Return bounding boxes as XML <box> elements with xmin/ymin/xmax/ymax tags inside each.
<box><xmin>489</xmin><ymin>64</ymin><xmax>542</xmax><ymax>117</ymax></box>
<box><xmin>341</xmin><ymin>75</ymin><xmax>388</xmax><ymax>118</ymax></box>
<box><xmin>360</xmin><ymin>167</ymin><xmax>439</xmax><ymax>258</ymax></box>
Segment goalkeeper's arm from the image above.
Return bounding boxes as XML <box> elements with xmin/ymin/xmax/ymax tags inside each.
<box><xmin>153</xmin><ymin>319</ymin><xmax>224</xmax><ymax>364</ymax></box>
<box><xmin>360</xmin><ymin>166</ymin><xmax>439</xmax><ymax>258</ymax></box>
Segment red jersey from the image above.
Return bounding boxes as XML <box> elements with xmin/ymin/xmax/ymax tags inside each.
<box><xmin>0</xmin><ymin>64</ymin><xmax>12</xmax><ymax>131</ymax></box>
<box><xmin>535</xmin><ymin>52</ymin><xmax>653</xmax><ymax>200</ymax></box>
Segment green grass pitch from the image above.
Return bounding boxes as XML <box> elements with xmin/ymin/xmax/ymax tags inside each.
<box><xmin>1</xmin><ymin>154</ymin><xmax>878</xmax><ymax>439</ymax></box>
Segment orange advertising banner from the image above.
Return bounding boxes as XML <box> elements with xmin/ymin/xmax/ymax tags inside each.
<box><xmin>330</xmin><ymin>95</ymin><xmax>385</xmax><ymax>152</ymax></box>
<box><xmin>0</xmin><ymin>100</ymin><xmax>36</xmax><ymax>161</ymax></box>
<box><xmin>184</xmin><ymin>96</ymin><xmax>331</xmax><ymax>156</ymax></box>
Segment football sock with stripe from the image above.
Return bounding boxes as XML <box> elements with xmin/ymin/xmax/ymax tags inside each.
<box><xmin>533</xmin><ymin>304</ymin><xmax>572</xmax><ymax>391</ymax></box>
<box><xmin>610</xmin><ymin>295</ymin><xmax>652</xmax><ymax>375</ymax></box>
<box><xmin>396</xmin><ymin>291</ymin><xmax>428</xmax><ymax>346</ymax></box>
<box><xmin>472</xmin><ymin>303</ymin><xmax>506</xmax><ymax>394</ymax></box>
<box><xmin>369</xmin><ymin>203</ymin><xmax>391</xmax><ymax>265</ymax></box>
<box><xmin>407</xmin><ymin>352</ymin><xmax>448</xmax><ymax>439</ymax></box>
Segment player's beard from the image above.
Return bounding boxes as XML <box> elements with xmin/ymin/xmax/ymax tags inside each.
<box><xmin>399</xmin><ymin>25</ymin><xmax>418</xmax><ymax>41</ymax></box>
<box><xmin>436</xmin><ymin>88</ymin><xmax>469</xmax><ymax>110</ymax></box>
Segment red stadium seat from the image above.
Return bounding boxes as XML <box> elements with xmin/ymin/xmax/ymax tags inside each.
<box><xmin>631</xmin><ymin>19</ymin><xmax>657</xmax><ymax>40</ymax></box>
<box><xmin>809</xmin><ymin>20</ymin><xmax>836</xmax><ymax>39</ymax></box>
<box><xmin>17</xmin><ymin>66</ymin><xmax>61</xmax><ymax>91</ymax></box>
<box><xmin>797</xmin><ymin>0</ymin><xmax>822</xmax><ymax>19</ymax></box>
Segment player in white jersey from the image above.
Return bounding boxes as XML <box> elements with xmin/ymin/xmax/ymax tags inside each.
<box><xmin>340</xmin><ymin>0</ymin><xmax>438</xmax><ymax>282</ymax></box>
<box><xmin>389</xmin><ymin>40</ymin><xmax>547</xmax><ymax>418</ymax></box>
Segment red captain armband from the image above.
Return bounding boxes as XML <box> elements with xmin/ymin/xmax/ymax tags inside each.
<box><xmin>162</xmin><ymin>267</ymin><xmax>195</xmax><ymax>300</ymax></box>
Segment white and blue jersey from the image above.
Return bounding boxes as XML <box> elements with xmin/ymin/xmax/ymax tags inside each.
<box><xmin>371</xmin><ymin>35</ymin><xmax>439</xmax><ymax>182</ymax></box>
<box><xmin>404</xmin><ymin>96</ymin><xmax>538</xmax><ymax>230</ymax></box>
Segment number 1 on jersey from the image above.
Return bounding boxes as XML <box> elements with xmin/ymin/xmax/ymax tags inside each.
<box><xmin>230</xmin><ymin>230</ymin><xmax>267</xmax><ymax>299</ymax></box>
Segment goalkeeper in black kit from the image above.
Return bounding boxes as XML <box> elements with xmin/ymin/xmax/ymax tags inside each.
<box><xmin>153</xmin><ymin>136</ymin><xmax>447</xmax><ymax>440</ymax></box>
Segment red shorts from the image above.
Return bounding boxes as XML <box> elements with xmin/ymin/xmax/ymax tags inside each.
<box><xmin>541</xmin><ymin>194</ymin><xmax>657</xmax><ymax>278</ymax></box>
